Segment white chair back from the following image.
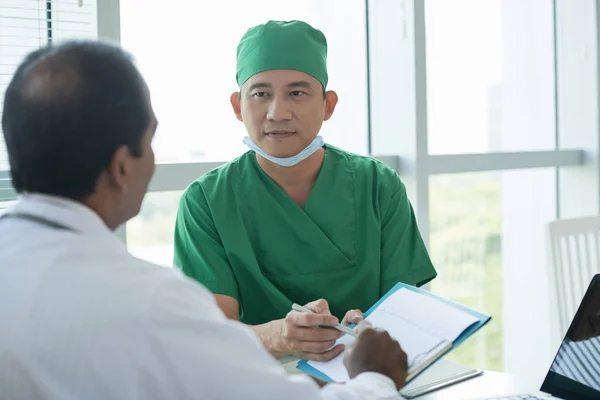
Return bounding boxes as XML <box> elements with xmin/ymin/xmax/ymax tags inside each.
<box><xmin>547</xmin><ymin>215</ymin><xmax>600</xmax><ymax>345</ymax></box>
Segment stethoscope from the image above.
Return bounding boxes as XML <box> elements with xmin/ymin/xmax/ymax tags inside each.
<box><xmin>0</xmin><ymin>211</ymin><xmax>76</xmax><ymax>232</ymax></box>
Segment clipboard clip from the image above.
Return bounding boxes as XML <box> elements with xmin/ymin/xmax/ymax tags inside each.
<box><xmin>407</xmin><ymin>340</ymin><xmax>453</xmax><ymax>376</ymax></box>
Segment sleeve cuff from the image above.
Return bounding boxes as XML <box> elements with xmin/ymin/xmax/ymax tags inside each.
<box><xmin>198</xmin><ymin>279</ymin><xmax>240</xmax><ymax>301</ymax></box>
<box><xmin>398</xmin><ymin>266</ymin><xmax>438</xmax><ymax>288</ymax></box>
<box><xmin>346</xmin><ymin>372</ymin><xmax>403</xmax><ymax>398</ymax></box>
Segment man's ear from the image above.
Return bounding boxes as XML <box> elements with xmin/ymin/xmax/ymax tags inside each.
<box><xmin>323</xmin><ymin>90</ymin><xmax>339</xmax><ymax>121</ymax></box>
<box><xmin>106</xmin><ymin>145</ymin><xmax>132</xmax><ymax>192</ymax></box>
<box><xmin>231</xmin><ymin>92</ymin><xmax>243</xmax><ymax>122</ymax></box>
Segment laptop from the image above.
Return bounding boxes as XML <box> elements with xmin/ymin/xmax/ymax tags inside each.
<box><xmin>489</xmin><ymin>273</ymin><xmax>600</xmax><ymax>400</ymax></box>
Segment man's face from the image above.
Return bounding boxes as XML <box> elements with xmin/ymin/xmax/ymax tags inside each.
<box><xmin>114</xmin><ymin>87</ymin><xmax>157</xmax><ymax>225</ymax></box>
<box><xmin>126</xmin><ymin>109</ymin><xmax>156</xmax><ymax>219</ymax></box>
<box><xmin>231</xmin><ymin>69</ymin><xmax>337</xmax><ymax>158</ymax></box>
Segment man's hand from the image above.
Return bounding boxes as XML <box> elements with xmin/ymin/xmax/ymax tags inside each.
<box><xmin>341</xmin><ymin>309</ymin><xmax>364</xmax><ymax>326</ymax></box>
<box><xmin>275</xmin><ymin>299</ymin><xmax>345</xmax><ymax>361</ymax></box>
<box><xmin>344</xmin><ymin>321</ymin><xmax>409</xmax><ymax>391</ymax></box>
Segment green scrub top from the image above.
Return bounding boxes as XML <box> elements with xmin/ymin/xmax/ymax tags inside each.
<box><xmin>173</xmin><ymin>145</ymin><xmax>436</xmax><ymax>325</ymax></box>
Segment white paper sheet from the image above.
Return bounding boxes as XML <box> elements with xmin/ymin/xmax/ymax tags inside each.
<box><xmin>306</xmin><ymin>288</ymin><xmax>479</xmax><ymax>382</ymax></box>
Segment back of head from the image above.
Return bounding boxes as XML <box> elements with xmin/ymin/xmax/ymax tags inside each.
<box><xmin>2</xmin><ymin>40</ymin><xmax>151</xmax><ymax>201</ymax></box>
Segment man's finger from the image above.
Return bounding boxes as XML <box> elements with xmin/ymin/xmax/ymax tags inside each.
<box><xmin>342</xmin><ymin>309</ymin><xmax>364</xmax><ymax>326</ymax></box>
<box><xmin>288</xmin><ymin>326</ymin><xmax>344</xmax><ymax>342</ymax></box>
<box><xmin>302</xmin><ymin>344</ymin><xmax>345</xmax><ymax>362</ymax></box>
<box><xmin>355</xmin><ymin>320</ymin><xmax>373</xmax><ymax>335</ymax></box>
<box><xmin>295</xmin><ymin>339</ymin><xmax>338</xmax><ymax>354</ymax></box>
<box><xmin>306</xmin><ymin>299</ymin><xmax>332</xmax><ymax>315</ymax></box>
<box><xmin>289</xmin><ymin>311</ymin><xmax>339</xmax><ymax>328</ymax></box>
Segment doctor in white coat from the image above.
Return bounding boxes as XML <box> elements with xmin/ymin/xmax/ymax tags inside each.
<box><xmin>0</xmin><ymin>40</ymin><xmax>409</xmax><ymax>400</ymax></box>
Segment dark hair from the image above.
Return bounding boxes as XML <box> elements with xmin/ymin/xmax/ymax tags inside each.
<box><xmin>2</xmin><ymin>40</ymin><xmax>151</xmax><ymax>200</ymax></box>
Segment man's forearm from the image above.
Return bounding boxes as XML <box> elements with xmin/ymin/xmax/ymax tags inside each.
<box><xmin>250</xmin><ymin>319</ymin><xmax>287</xmax><ymax>358</ymax></box>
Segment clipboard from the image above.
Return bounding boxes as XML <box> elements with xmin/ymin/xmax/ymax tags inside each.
<box><xmin>296</xmin><ymin>282</ymin><xmax>491</xmax><ymax>384</ymax></box>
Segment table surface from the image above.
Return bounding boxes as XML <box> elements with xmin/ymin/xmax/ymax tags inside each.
<box><xmin>279</xmin><ymin>357</ymin><xmax>551</xmax><ymax>400</ymax></box>
<box><xmin>416</xmin><ymin>370</ymin><xmax>547</xmax><ymax>399</ymax></box>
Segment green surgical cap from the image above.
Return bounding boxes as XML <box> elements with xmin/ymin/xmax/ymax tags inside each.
<box><xmin>236</xmin><ymin>20</ymin><xmax>328</xmax><ymax>89</ymax></box>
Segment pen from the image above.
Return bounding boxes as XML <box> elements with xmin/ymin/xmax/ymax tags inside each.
<box><xmin>291</xmin><ymin>303</ymin><xmax>357</xmax><ymax>337</ymax></box>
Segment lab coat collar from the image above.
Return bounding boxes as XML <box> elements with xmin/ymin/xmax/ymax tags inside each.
<box><xmin>5</xmin><ymin>193</ymin><xmax>115</xmax><ymax>236</ymax></box>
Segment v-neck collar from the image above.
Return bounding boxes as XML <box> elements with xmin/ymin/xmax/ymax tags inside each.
<box><xmin>249</xmin><ymin>145</ymin><xmax>331</xmax><ymax>212</ymax></box>
<box><xmin>240</xmin><ymin>144</ymin><xmax>357</xmax><ymax>275</ymax></box>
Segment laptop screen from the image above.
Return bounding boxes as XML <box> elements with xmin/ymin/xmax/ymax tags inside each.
<box><xmin>540</xmin><ymin>274</ymin><xmax>600</xmax><ymax>400</ymax></box>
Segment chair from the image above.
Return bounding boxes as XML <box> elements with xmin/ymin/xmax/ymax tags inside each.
<box><xmin>547</xmin><ymin>215</ymin><xmax>600</xmax><ymax>346</ymax></box>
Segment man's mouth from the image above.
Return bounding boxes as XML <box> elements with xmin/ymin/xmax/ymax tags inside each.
<box><xmin>266</xmin><ymin>131</ymin><xmax>296</xmax><ymax>138</ymax></box>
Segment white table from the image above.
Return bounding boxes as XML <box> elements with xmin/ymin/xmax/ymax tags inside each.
<box><xmin>417</xmin><ymin>370</ymin><xmax>545</xmax><ymax>399</ymax></box>
<box><xmin>280</xmin><ymin>357</ymin><xmax>546</xmax><ymax>399</ymax></box>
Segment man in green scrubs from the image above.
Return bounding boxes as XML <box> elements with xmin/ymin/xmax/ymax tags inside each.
<box><xmin>174</xmin><ymin>20</ymin><xmax>437</xmax><ymax>362</ymax></box>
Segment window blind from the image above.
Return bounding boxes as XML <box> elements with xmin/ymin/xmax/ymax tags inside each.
<box><xmin>0</xmin><ymin>169</ymin><xmax>13</xmax><ymax>201</ymax></box>
<box><xmin>0</xmin><ymin>0</ymin><xmax>98</xmax><ymax>174</ymax></box>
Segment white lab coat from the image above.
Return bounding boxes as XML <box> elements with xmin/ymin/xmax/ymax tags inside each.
<box><xmin>0</xmin><ymin>194</ymin><xmax>403</xmax><ymax>400</ymax></box>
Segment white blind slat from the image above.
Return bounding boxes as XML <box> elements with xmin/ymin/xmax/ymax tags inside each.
<box><xmin>1</xmin><ymin>16</ymin><xmax>92</xmax><ymax>25</ymax></box>
<box><xmin>0</xmin><ymin>0</ymin><xmax>98</xmax><ymax>173</ymax></box>
<box><xmin>1</xmin><ymin>42</ymin><xmax>46</xmax><ymax>48</ymax></box>
<box><xmin>2</xmin><ymin>25</ymin><xmax>91</xmax><ymax>34</ymax></box>
<box><xmin>1</xmin><ymin>5</ymin><xmax>91</xmax><ymax>15</ymax></box>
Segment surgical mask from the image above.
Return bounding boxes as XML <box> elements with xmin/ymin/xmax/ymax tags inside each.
<box><xmin>243</xmin><ymin>135</ymin><xmax>325</xmax><ymax>167</ymax></box>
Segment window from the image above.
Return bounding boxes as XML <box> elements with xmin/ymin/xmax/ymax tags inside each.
<box><xmin>429</xmin><ymin>169</ymin><xmax>556</xmax><ymax>371</ymax></box>
<box><xmin>367</xmin><ymin>0</ymin><xmax>589</xmax><ymax>380</ymax></box>
<box><xmin>425</xmin><ymin>0</ymin><xmax>555</xmax><ymax>154</ymax></box>
<box><xmin>127</xmin><ymin>191</ymin><xmax>182</xmax><ymax>267</ymax></box>
<box><xmin>0</xmin><ymin>0</ymin><xmax>98</xmax><ymax>171</ymax></box>
<box><xmin>418</xmin><ymin>0</ymin><xmax>565</xmax><ymax>376</ymax></box>
<box><xmin>119</xmin><ymin>0</ymin><xmax>368</xmax><ymax>163</ymax></box>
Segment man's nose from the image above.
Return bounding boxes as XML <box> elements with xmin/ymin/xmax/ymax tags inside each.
<box><xmin>266</xmin><ymin>96</ymin><xmax>293</xmax><ymax>121</ymax></box>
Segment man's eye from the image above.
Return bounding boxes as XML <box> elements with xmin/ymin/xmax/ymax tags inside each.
<box><xmin>290</xmin><ymin>91</ymin><xmax>305</xmax><ymax>97</ymax></box>
<box><xmin>252</xmin><ymin>92</ymin><xmax>268</xmax><ymax>98</ymax></box>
